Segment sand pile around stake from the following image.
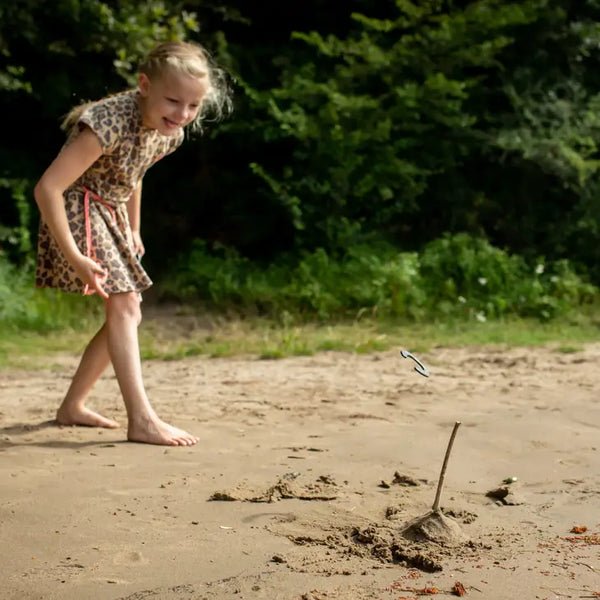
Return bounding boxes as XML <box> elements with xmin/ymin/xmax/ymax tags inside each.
<box><xmin>400</xmin><ymin>509</ymin><xmax>469</xmax><ymax>545</ymax></box>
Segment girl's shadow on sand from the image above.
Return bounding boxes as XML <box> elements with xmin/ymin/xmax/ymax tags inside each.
<box><xmin>0</xmin><ymin>420</ymin><xmax>126</xmax><ymax>449</ymax></box>
<box><xmin>1</xmin><ymin>420</ymin><xmax>57</xmax><ymax>434</ymax></box>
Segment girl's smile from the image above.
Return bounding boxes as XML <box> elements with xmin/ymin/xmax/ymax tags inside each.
<box><xmin>138</xmin><ymin>67</ymin><xmax>208</xmax><ymax>135</ymax></box>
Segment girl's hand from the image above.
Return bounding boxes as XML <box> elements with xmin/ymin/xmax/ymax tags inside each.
<box><xmin>72</xmin><ymin>253</ymin><xmax>109</xmax><ymax>299</ymax></box>
<box><xmin>131</xmin><ymin>230</ymin><xmax>145</xmax><ymax>258</ymax></box>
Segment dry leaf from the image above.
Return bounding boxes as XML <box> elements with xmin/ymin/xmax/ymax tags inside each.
<box><xmin>571</xmin><ymin>525</ymin><xmax>588</xmax><ymax>534</ymax></box>
<box><xmin>416</xmin><ymin>587</ymin><xmax>438</xmax><ymax>595</ymax></box>
<box><xmin>452</xmin><ymin>581</ymin><xmax>467</xmax><ymax>596</ymax></box>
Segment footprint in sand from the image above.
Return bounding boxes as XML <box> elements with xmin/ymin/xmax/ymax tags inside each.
<box><xmin>113</xmin><ymin>550</ymin><xmax>148</xmax><ymax>566</ymax></box>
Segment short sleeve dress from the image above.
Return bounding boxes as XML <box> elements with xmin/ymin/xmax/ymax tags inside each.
<box><xmin>35</xmin><ymin>89</ymin><xmax>184</xmax><ymax>295</ymax></box>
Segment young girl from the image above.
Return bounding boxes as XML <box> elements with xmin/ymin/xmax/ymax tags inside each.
<box><xmin>34</xmin><ymin>40</ymin><xmax>231</xmax><ymax>446</ymax></box>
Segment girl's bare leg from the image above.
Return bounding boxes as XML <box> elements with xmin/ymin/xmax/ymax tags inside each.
<box><xmin>105</xmin><ymin>292</ymin><xmax>198</xmax><ymax>446</ymax></box>
<box><xmin>56</xmin><ymin>324</ymin><xmax>120</xmax><ymax>428</ymax></box>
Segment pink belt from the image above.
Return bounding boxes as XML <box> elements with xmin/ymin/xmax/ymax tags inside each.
<box><xmin>82</xmin><ymin>187</ymin><xmax>116</xmax><ymax>296</ymax></box>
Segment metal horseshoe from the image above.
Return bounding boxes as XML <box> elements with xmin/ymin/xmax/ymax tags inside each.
<box><xmin>401</xmin><ymin>350</ymin><xmax>430</xmax><ymax>377</ymax></box>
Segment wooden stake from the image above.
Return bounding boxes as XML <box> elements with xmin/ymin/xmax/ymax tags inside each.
<box><xmin>432</xmin><ymin>421</ymin><xmax>461</xmax><ymax>512</ymax></box>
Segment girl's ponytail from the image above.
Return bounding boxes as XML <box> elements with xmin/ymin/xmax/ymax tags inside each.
<box><xmin>60</xmin><ymin>102</ymin><xmax>96</xmax><ymax>133</ymax></box>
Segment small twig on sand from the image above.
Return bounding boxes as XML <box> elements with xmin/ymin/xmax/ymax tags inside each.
<box><xmin>432</xmin><ymin>421</ymin><xmax>461</xmax><ymax>512</ymax></box>
<box><xmin>540</xmin><ymin>587</ymin><xmax>572</xmax><ymax>597</ymax></box>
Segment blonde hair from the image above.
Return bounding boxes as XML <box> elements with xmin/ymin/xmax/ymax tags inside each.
<box><xmin>140</xmin><ymin>40</ymin><xmax>233</xmax><ymax>132</ymax></box>
<box><xmin>62</xmin><ymin>40</ymin><xmax>233</xmax><ymax>133</ymax></box>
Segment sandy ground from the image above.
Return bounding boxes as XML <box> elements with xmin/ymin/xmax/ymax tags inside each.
<box><xmin>1</xmin><ymin>341</ymin><xmax>600</xmax><ymax>600</ymax></box>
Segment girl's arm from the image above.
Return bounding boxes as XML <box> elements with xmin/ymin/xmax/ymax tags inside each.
<box><xmin>34</xmin><ymin>127</ymin><xmax>109</xmax><ymax>298</ymax></box>
<box><xmin>127</xmin><ymin>181</ymin><xmax>145</xmax><ymax>257</ymax></box>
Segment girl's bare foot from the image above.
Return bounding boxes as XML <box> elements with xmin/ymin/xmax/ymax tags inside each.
<box><xmin>56</xmin><ymin>406</ymin><xmax>120</xmax><ymax>429</ymax></box>
<box><xmin>127</xmin><ymin>417</ymin><xmax>198</xmax><ymax>446</ymax></box>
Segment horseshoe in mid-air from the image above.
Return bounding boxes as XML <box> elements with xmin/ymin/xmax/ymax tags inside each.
<box><xmin>401</xmin><ymin>349</ymin><xmax>430</xmax><ymax>377</ymax></box>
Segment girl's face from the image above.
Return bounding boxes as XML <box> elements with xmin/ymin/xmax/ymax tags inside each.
<box><xmin>138</xmin><ymin>67</ymin><xmax>208</xmax><ymax>135</ymax></box>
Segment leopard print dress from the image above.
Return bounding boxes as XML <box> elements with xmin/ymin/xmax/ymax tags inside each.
<box><xmin>35</xmin><ymin>89</ymin><xmax>184</xmax><ymax>295</ymax></box>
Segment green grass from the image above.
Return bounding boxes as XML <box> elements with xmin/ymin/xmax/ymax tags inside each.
<box><xmin>2</xmin><ymin>305</ymin><xmax>600</xmax><ymax>370</ymax></box>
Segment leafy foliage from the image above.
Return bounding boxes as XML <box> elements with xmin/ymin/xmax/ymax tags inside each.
<box><xmin>2</xmin><ymin>0</ymin><xmax>600</xmax><ymax>329</ymax></box>
<box><xmin>0</xmin><ymin>252</ymin><xmax>104</xmax><ymax>331</ymax></box>
<box><xmin>238</xmin><ymin>0</ymin><xmax>600</xmax><ymax>277</ymax></box>
<box><xmin>245</xmin><ymin>1</ymin><xmax>539</xmax><ymax>246</ymax></box>
<box><xmin>0</xmin><ymin>178</ymin><xmax>32</xmax><ymax>262</ymax></box>
<box><xmin>167</xmin><ymin>234</ymin><xmax>596</xmax><ymax>321</ymax></box>
<box><xmin>418</xmin><ymin>233</ymin><xmax>596</xmax><ymax>321</ymax></box>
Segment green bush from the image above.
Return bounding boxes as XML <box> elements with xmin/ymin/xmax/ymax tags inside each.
<box><xmin>2</xmin><ymin>232</ymin><xmax>595</xmax><ymax>330</ymax></box>
<box><xmin>0</xmin><ymin>254</ymin><xmax>103</xmax><ymax>331</ymax></box>
<box><xmin>166</xmin><ymin>233</ymin><xmax>597</xmax><ymax>321</ymax></box>
<box><xmin>419</xmin><ymin>234</ymin><xmax>596</xmax><ymax>321</ymax></box>
<box><xmin>0</xmin><ymin>256</ymin><xmax>34</xmax><ymax>325</ymax></box>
